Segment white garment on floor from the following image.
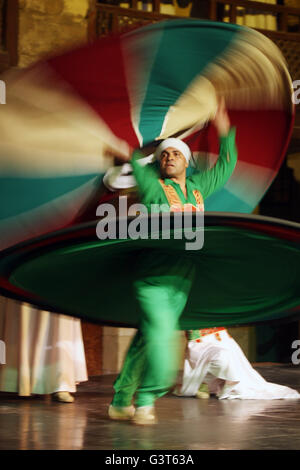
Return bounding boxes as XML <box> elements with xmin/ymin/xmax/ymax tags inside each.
<box><xmin>0</xmin><ymin>297</ymin><xmax>88</xmax><ymax>395</ymax></box>
<box><xmin>178</xmin><ymin>329</ymin><xmax>300</xmax><ymax>400</ymax></box>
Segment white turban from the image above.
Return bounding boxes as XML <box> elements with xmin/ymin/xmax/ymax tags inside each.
<box><xmin>154</xmin><ymin>138</ymin><xmax>191</xmax><ymax>164</ymax></box>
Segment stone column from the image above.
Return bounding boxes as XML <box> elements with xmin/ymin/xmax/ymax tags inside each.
<box><xmin>18</xmin><ymin>0</ymin><xmax>91</xmax><ymax>67</ymax></box>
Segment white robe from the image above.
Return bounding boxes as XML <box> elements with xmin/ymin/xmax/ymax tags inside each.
<box><xmin>178</xmin><ymin>329</ymin><xmax>300</xmax><ymax>400</ymax></box>
<box><xmin>0</xmin><ymin>296</ymin><xmax>88</xmax><ymax>395</ymax></box>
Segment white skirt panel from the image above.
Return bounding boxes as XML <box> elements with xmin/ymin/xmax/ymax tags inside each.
<box><xmin>0</xmin><ymin>297</ymin><xmax>88</xmax><ymax>395</ymax></box>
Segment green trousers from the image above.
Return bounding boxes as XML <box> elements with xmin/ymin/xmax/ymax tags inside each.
<box><xmin>112</xmin><ymin>254</ymin><xmax>195</xmax><ymax>407</ymax></box>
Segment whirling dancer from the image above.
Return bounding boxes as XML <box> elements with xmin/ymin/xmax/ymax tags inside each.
<box><xmin>174</xmin><ymin>328</ymin><xmax>300</xmax><ymax>400</ymax></box>
<box><xmin>108</xmin><ymin>99</ymin><xmax>238</xmax><ymax>425</ymax></box>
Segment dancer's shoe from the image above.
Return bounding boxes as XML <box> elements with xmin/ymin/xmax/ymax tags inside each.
<box><xmin>108</xmin><ymin>404</ymin><xmax>135</xmax><ymax>421</ymax></box>
<box><xmin>52</xmin><ymin>392</ymin><xmax>75</xmax><ymax>403</ymax></box>
<box><xmin>172</xmin><ymin>386</ymin><xmax>183</xmax><ymax>397</ymax></box>
<box><xmin>196</xmin><ymin>383</ymin><xmax>210</xmax><ymax>399</ymax></box>
<box><xmin>133</xmin><ymin>406</ymin><xmax>157</xmax><ymax>426</ymax></box>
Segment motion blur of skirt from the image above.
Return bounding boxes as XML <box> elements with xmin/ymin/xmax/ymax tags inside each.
<box><xmin>178</xmin><ymin>329</ymin><xmax>300</xmax><ymax>400</ymax></box>
<box><xmin>0</xmin><ymin>297</ymin><xmax>88</xmax><ymax>396</ymax></box>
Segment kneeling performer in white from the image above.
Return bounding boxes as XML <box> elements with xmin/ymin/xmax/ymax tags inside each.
<box><xmin>175</xmin><ymin>328</ymin><xmax>300</xmax><ymax>400</ymax></box>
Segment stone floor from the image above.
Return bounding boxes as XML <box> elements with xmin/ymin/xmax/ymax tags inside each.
<box><xmin>0</xmin><ymin>364</ymin><xmax>299</xmax><ymax>450</ymax></box>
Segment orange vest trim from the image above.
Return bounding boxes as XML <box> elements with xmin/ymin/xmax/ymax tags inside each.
<box><xmin>199</xmin><ymin>327</ymin><xmax>226</xmax><ymax>339</ymax></box>
<box><xmin>192</xmin><ymin>190</ymin><xmax>204</xmax><ymax>209</ymax></box>
<box><xmin>159</xmin><ymin>179</ymin><xmax>204</xmax><ymax>212</ymax></box>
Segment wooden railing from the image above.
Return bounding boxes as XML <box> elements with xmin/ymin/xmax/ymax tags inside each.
<box><xmin>210</xmin><ymin>0</ymin><xmax>300</xmax><ymax>32</ymax></box>
<box><xmin>89</xmin><ymin>4</ymin><xmax>183</xmax><ymax>39</ymax></box>
<box><xmin>92</xmin><ymin>1</ymin><xmax>300</xmax><ymax>34</ymax></box>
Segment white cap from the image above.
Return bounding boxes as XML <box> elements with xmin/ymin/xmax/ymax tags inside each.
<box><xmin>154</xmin><ymin>138</ymin><xmax>191</xmax><ymax>164</ymax></box>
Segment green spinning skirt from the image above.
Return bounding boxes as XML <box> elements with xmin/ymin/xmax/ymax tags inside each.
<box><xmin>0</xmin><ymin>213</ymin><xmax>299</xmax><ymax>329</ymax></box>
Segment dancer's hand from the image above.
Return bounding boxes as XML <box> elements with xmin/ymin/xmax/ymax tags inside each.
<box><xmin>212</xmin><ymin>97</ymin><xmax>230</xmax><ymax>137</ymax></box>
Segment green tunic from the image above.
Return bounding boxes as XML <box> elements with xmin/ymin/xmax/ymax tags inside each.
<box><xmin>112</xmin><ymin>129</ymin><xmax>238</xmax><ymax>408</ymax></box>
